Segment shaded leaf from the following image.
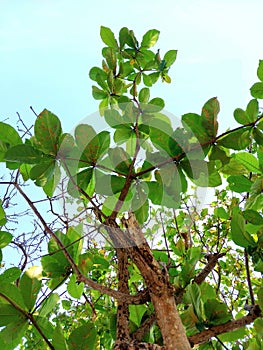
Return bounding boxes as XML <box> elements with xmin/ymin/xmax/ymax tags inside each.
<box><xmin>204</xmin><ymin>299</ymin><xmax>231</xmax><ymax>325</ymax></box>
<box><xmin>68</xmin><ymin>323</ymin><xmax>97</xmax><ymax>350</ymax></box>
<box><xmin>38</xmin><ymin>293</ymin><xmax>60</xmax><ymax>317</ymax></box>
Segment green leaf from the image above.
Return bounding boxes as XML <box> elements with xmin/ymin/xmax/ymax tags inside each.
<box><xmin>119</xmin><ymin>27</ymin><xmax>129</xmax><ymax>49</ymax></box>
<box><xmin>92</xmin><ymin>85</ymin><xmax>108</xmax><ymax>100</ymax></box>
<box><xmin>129</xmin><ymin>305</ymin><xmax>147</xmax><ymax>327</ymax></box>
<box><xmin>68</xmin><ymin>168</ymin><xmax>94</xmax><ymax>198</ymax></box>
<box><xmin>52</xmin><ymin>325</ymin><xmax>69</xmax><ymax>350</ymax></box>
<box><xmin>38</xmin><ymin>293</ymin><xmax>60</xmax><ymax>317</ymax></box>
<box><xmin>257</xmin><ymin>59</ymin><xmax>263</xmax><ymax>82</ymax></box>
<box><xmin>0</xmin><ymin>231</ymin><xmax>12</xmax><ymax>248</ymax></box>
<box><xmin>227</xmin><ymin>175</ymin><xmax>252</xmax><ymax>193</ymax></box>
<box><xmin>34</xmin><ymin>109</ymin><xmax>62</xmax><ymax>155</ymax></box>
<box><xmin>67</xmin><ymin>274</ymin><xmax>84</xmax><ymax>299</ymax></box>
<box><xmin>201</xmin><ymin>97</ymin><xmax>219</xmax><ymax>138</ymax></box>
<box><xmin>4</xmin><ymin>144</ymin><xmax>49</xmax><ymax>164</ymax></box>
<box><xmin>250</xmin><ymin>82</ymin><xmax>263</xmax><ymax>99</ymax></box>
<box><xmin>163</xmin><ymin>50</ymin><xmax>177</xmax><ymax>67</ymax></box>
<box><xmin>74</xmin><ymin>124</ymin><xmax>96</xmax><ymax>151</ymax></box>
<box><xmin>139</xmin><ymin>87</ymin><xmax>150</xmax><ymax>103</ymax></box>
<box><xmin>0</xmin><ymin>304</ymin><xmax>22</xmax><ymax>326</ymax></box>
<box><xmin>100</xmin><ymin>26</ymin><xmax>118</xmax><ymax>48</ymax></box>
<box><xmin>233</xmin><ymin>152</ymin><xmax>260</xmax><ymax>173</ymax></box>
<box><xmin>0</xmin><ymin>319</ymin><xmax>28</xmax><ymax>350</ymax></box>
<box><xmin>95</xmin><ymin>170</ymin><xmax>126</xmax><ymax>196</ymax></box>
<box><xmin>234</xmin><ymin>108</ymin><xmax>249</xmax><ymax>125</ymax></box>
<box><xmin>182</xmin><ymin>113</ymin><xmax>210</xmax><ymax>143</ymax></box>
<box><xmin>258</xmin><ymin>286</ymin><xmax>263</xmax><ymax>311</ymax></box>
<box><xmin>253</xmin><ymin>127</ymin><xmax>263</xmax><ymax>145</ymax></box>
<box><xmin>0</xmin><ymin>201</ymin><xmax>7</xmax><ymax>226</ymax></box>
<box><xmin>108</xmin><ymin>147</ymin><xmax>132</xmax><ymax>174</ymax></box>
<box><xmin>89</xmin><ymin>66</ymin><xmax>107</xmax><ymax>82</ymax></box>
<box><xmin>20</xmin><ymin>267</ymin><xmax>42</xmax><ymax>311</ymax></box>
<box><xmin>0</xmin><ymin>267</ymin><xmax>21</xmax><ymax>284</ymax></box>
<box><xmin>217</xmin><ymin>128</ymin><xmax>251</xmax><ymax>150</ymax></box>
<box><xmin>141</xmin><ymin>29</ymin><xmax>160</xmax><ymax>48</ymax></box>
<box><xmin>30</xmin><ymin>160</ymin><xmax>56</xmax><ymax>187</ymax></box>
<box><xmin>0</xmin><ymin>283</ymin><xmax>27</xmax><ymax>310</ymax></box>
<box><xmin>214</xmin><ymin>207</ymin><xmax>229</xmax><ymax>220</ymax></box>
<box><xmin>204</xmin><ymin>299</ymin><xmax>231</xmax><ymax>325</ymax></box>
<box><xmin>231</xmin><ymin>210</ymin><xmax>256</xmax><ymax>248</ymax></box>
<box><xmin>81</xmin><ymin>131</ymin><xmax>110</xmax><ymax>165</ymax></box>
<box><xmin>104</xmin><ymin>109</ymin><xmax>125</xmax><ymax>128</ymax></box>
<box><xmin>68</xmin><ymin>323</ymin><xmax>97</xmax><ymax>350</ymax></box>
<box><xmin>19</xmin><ymin>163</ymin><xmax>31</xmax><ymax>181</ymax></box>
<box><xmin>187</xmin><ymin>283</ymin><xmax>204</xmax><ymax>322</ymax></box>
<box><xmin>43</xmin><ymin>162</ymin><xmax>61</xmax><ymax>196</ymax></box>
<box><xmin>246</xmin><ymin>99</ymin><xmax>259</xmax><ymax>122</ymax></box>
<box><xmin>144</xmin><ymin>97</ymin><xmax>165</xmax><ymax>113</ymax></box>
<box><xmin>218</xmin><ymin>327</ymin><xmax>247</xmax><ymax>343</ymax></box>
<box><xmin>0</xmin><ymin>122</ymin><xmax>22</xmax><ymax>146</ymax></box>
<box><xmin>243</xmin><ymin>209</ymin><xmax>263</xmax><ymax>225</ymax></box>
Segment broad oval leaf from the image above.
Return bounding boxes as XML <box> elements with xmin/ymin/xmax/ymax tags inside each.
<box><xmin>0</xmin><ymin>267</ymin><xmax>21</xmax><ymax>284</ymax></box>
<box><xmin>141</xmin><ymin>29</ymin><xmax>160</xmax><ymax>48</ymax></box>
<box><xmin>217</xmin><ymin>128</ymin><xmax>251</xmax><ymax>150</ymax></box>
<box><xmin>68</xmin><ymin>322</ymin><xmax>97</xmax><ymax>350</ymax></box>
<box><xmin>233</xmin><ymin>152</ymin><xmax>260</xmax><ymax>173</ymax></box>
<box><xmin>231</xmin><ymin>210</ymin><xmax>256</xmax><ymax>248</ymax></box>
<box><xmin>4</xmin><ymin>144</ymin><xmax>49</xmax><ymax>164</ymax></box>
<box><xmin>67</xmin><ymin>274</ymin><xmax>84</xmax><ymax>299</ymax></box>
<box><xmin>0</xmin><ymin>231</ymin><xmax>12</xmax><ymax>248</ymax></box>
<box><xmin>34</xmin><ymin>109</ymin><xmax>62</xmax><ymax>155</ymax></box>
<box><xmin>100</xmin><ymin>26</ymin><xmax>118</xmax><ymax>48</ymax></box>
<box><xmin>201</xmin><ymin>97</ymin><xmax>219</xmax><ymax>138</ymax></box>
<box><xmin>250</xmin><ymin>82</ymin><xmax>263</xmax><ymax>99</ymax></box>
<box><xmin>80</xmin><ymin>131</ymin><xmax>110</xmax><ymax>165</ymax></box>
<box><xmin>163</xmin><ymin>50</ymin><xmax>177</xmax><ymax>67</ymax></box>
<box><xmin>0</xmin><ymin>122</ymin><xmax>22</xmax><ymax>147</ymax></box>
<box><xmin>257</xmin><ymin>59</ymin><xmax>263</xmax><ymax>82</ymax></box>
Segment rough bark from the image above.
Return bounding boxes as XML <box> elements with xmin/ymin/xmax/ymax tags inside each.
<box><xmin>188</xmin><ymin>304</ymin><xmax>262</xmax><ymax>346</ymax></box>
<box><xmin>123</xmin><ymin>213</ymin><xmax>191</xmax><ymax>350</ymax></box>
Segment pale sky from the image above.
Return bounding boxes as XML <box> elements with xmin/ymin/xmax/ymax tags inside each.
<box><xmin>1</xmin><ymin>0</ymin><xmax>263</xmax><ymax>133</ymax></box>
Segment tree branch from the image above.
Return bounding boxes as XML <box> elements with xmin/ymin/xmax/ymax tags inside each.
<box><xmin>188</xmin><ymin>305</ymin><xmax>262</xmax><ymax>346</ymax></box>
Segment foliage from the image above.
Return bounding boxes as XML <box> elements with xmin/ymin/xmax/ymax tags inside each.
<box><xmin>0</xmin><ymin>26</ymin><xmax>263</xmax><ymax>349</ymax></box>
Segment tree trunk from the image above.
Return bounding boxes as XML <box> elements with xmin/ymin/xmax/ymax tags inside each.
<box><xmin>122</xmin><ymin>213</ymin><xmax>191</xmax><ymax>350</ymax></box>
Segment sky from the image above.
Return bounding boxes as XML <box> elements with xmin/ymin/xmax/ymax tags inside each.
<box><xmin>1</xmin><ymin>0</ymin><xmax>263</xmax><ymax>264</ymax></box>
<box><xmin>1</xmin><ymin>0</ymin><xmax>263</xmax><ymax>135</ymax></box>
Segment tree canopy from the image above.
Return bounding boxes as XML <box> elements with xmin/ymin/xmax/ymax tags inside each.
<box><xmin>0</xmin><ymin>26</ymin><xmax>263</xmax><ymax>350</ymax></box>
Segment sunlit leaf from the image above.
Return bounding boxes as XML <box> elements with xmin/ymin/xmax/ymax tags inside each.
<box><xmin>100</xmin><ymin>26</ymin><xmax>118</xmax><ymax>48</ymax></box>
<box><xmin>0</xmin><ymin>122</ymin><xmax>22</xmax><ymax>147</ymax></box>
<box><xmin>231</xmin><ymin>210</ymin><xmax>257</xmax><ymax>248</ymax></box>
<box><xmin>4</xmin><ymin>144</ymin><xmax>49</xmax><ymax>164</ymax></box>
<box><xmin>67</xmin><ymin>274</ymin><xmax>84</xmax><ymax>299</ymax></box>
<box><xmin>0</xmin><ymin>231</ymin><xmax>12</xmax><ymax>249</ymax></box>
<box><xmin>141</xmin><ymin>29</ymin><xmax>160</xmax><ymax>48</ymax></box>
<box><xmin>34</xmin><ymin>109</ymin><xmax>62</xmax><ymax>155</ymax></box>
<box><xmin>250</xmin><ymin>82</ymin><xmax>263</xmax><ymax>99</ymax></box>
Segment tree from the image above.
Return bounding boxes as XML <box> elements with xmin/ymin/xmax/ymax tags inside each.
<box><xmin>0</xmin><ymin>26</ymin><xmax>263</xmax><ymax>350</ymax></box>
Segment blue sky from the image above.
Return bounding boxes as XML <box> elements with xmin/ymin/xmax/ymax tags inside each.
<box><xmin>1</xmin><ymin>0</ymin><xmax>263</xmax><ymax>134</ymax></box>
